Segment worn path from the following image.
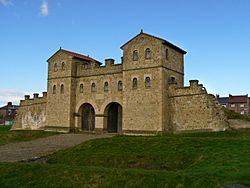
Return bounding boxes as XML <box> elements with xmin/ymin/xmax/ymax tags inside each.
<box><xmin>0</xmin><ymin>133</ymin><xmax>113</xmax><ymax>162</ymax></box>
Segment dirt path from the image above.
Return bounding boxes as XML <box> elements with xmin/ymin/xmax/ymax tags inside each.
<box><xmin>0</xmin><ymin>133</ymin><xmax>113</xmax><ymax>162</ymax></box>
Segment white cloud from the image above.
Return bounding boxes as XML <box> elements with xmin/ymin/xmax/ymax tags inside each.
<box><xmin>0</xmin><ymin>0</ymin><xmax>12</xmax><ymax>6</ymax></box>
<box><xmin>0</xmin><ymin>89</ymin><xmax>25</xmax><ymax>106</ymax></box>
<box><xmin>40</xmin><ymin>1</ymin><xmax>49</xmax><ymax>16</ymax></box>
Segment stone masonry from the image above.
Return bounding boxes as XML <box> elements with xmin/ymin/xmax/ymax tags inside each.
<box><xmin>13</xmin><ymin>31</ymin><xmax>228</xmax><ymax>133</ymax></box>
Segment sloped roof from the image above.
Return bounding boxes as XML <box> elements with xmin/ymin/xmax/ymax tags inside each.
<box><xmin>120</xmin><ymin>31</ymin><xmax>187</xmax><ymax>54</ymax></box>
<box><xmin>228</xmin><ymin>95</ymin><xmax>248</xmax><ymax>103</ymax></box>
<box><xmin>217</xmin><ymin>97</ymin><xmax>229</xmax><ymax>104</ymax></box>
<box><xmin>47</xmin><ymin>48</ymin><xmax>101</xmax><ymax>64</ymax></box>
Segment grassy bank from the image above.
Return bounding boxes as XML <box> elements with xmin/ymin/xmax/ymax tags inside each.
<box><xmin>0</xmin><ymin>125</ymin><xmax>59</xmax><ymax>145</ymax></box>
<box><xmin>223</xmin><ymin>107</ymin><xmax>250</xmax><ymax>121</ymax></box>
<box><xmin>0</xmin><ymin>130</ymin><xmax>250</xmax><ymax>187</ymax></box>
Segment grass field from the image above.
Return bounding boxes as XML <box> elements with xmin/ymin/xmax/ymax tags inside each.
<box><xmin>0</xmin><ymin>130</ymin><xmax>250</xmax><ymax>187</ymax></box>
<box><xmin>0</xmin><ymin>125</ymin><xmax>59</xmax><ymax>145</ymax></box>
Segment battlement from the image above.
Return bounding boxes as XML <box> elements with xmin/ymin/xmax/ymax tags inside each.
<box><xmin>169</xmin><ymin>80</ymin><xmax>207</xmax><ymax>97</ymax></box>
<box><xmin>20</xmin><ymin>92</ymin><xmax>47</xmax><ymax>106</ymax></box>
<box><xmin>77</xmin><ymin>60</ymin><xmax>123</xmax><ymax>77</ymax></box>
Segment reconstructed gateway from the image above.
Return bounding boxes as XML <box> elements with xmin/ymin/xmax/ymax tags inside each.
<box><xmin>13</xmin><ymin>32</ymin><xmax>227</xmax><ymax>133</ymax></box>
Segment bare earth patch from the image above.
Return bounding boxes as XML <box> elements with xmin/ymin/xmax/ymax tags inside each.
<box><xmin>0</xmin><ymin>133</ymin><xmax>113</xmax><ymax>162</ymax></box>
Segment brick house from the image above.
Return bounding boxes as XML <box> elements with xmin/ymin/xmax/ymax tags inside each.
<box><xmin>227</xmin><ymin>95</ymin><xmax>249</xmax><ymax>115</ymax></box>
<box><xmin>0</xmin><ymin>102</ymin><xmax>19</xmax><ymax>125</ymax></box>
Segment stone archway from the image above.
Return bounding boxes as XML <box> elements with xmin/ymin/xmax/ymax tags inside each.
<box><xmin>80</xmin><ymin>103</ymin><xmax>95</xmax><ymax>131</ymax></box>
<box><xmin>104</xmin><ymin>102</ymin><xmax>122</xmax><ymax>133</ymax></box>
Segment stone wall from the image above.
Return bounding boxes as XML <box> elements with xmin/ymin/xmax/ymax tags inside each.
<box><xmin>169</xmin><ymin>80</ymin><xmax>227</xmax><ymax>132</ymax></box>
<box><xmin>12</xmin><ymin>93</ymin><xmax>47</xmax><ymax>130</ymax></box>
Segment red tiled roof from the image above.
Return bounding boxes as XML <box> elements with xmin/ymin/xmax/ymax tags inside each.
<box><xmin>228</xmin><ymin>95</ymin><xmax>248</xmax><ymax>103</ymax></box>
<box><xmin>61</xmin><ymin>49</ymin><xmax>101</xmax><ymax>64</ymax></box>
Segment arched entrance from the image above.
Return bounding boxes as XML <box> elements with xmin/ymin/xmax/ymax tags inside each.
<box><xmin>104</xmin><ymin>102</ymin><xmax>122</xmax><ymax>133</ymax></box>
<box><xmin>81</xmin><ymin>103</ymin><xmax>95</xmax><ymax>131</ymax></box>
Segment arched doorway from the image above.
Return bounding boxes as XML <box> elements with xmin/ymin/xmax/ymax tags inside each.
<box><xmin>104</xmin><ymin>102</ymin><xmax>122</xmax><ymax>133</ymax></box>
<box><xmin>81</xmin><ymin>103</ymin><xmax>95</xmax><ymax>131</ymax></box>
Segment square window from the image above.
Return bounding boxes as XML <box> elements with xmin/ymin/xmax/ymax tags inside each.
<box><xmin>230</xmin><ymin>104</ymin><xmax>235</xmax><ymax>108</ymax></box>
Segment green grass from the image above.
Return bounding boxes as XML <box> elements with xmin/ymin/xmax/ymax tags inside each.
<box><xmin>1</xmin><ymin>130</ymin><xmax>250</xmax><ymax>187</ymax></box>
<box><xmin>0</xmin><ymin>125</ymin><xmax>59</xmax><ymax>145</ymax></box>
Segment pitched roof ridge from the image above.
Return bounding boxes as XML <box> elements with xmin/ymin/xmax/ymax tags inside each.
<box><xmin>120</xmin><ymin>31</ymin><xmax>186</xmax><ymax>54</ymax></box>
<box><xmin>61</xmin><ymin>49</ymin><xmax>100</xmax><ymax>63</ymax></box>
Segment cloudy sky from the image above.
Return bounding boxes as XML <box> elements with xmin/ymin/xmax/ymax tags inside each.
<box><xmin>0</xmin><ymin>0</ymin><xmax>250</xmax><ymax>106</ymax></box>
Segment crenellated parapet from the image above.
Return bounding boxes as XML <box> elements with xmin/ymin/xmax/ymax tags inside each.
<box><xmin>169</xmin><ymin>80</ymin><xmax>207</xmax><ymax>97</ymax></box>
<box><xmin>12</xmin><ymin>92</ymin><xmax>47</xmax><ymax>130</ymax></box>
<box><xmin>76</xmin><ymin>59</ymin><xmax>123</xmax><ymax>77</ymax></box>
<box><xmin>168</xmin><ymin>80</ymin><xmax>228</xmax><ymax>132</ymax></box>
<box><xmin>20</xmin><ymin>92</ymin><xmax>47</xmax><ymax>106</ymax></box>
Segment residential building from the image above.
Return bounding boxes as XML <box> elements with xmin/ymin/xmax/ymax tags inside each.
<box><xmin>0</xmin><ymin>102</ymin><xmax>19</xmax><ymax>125</ymax></box>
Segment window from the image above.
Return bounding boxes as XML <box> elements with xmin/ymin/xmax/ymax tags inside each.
<box><xmin>52</xmin><ymin>85</ymin><xmax>56</xmax><ymax>94</ymax></box>
<box><xmin>166</xmin><ymin>49</ymin><xmax>169</xmax><ymax>60</ymax></box>
<box><xmin>62</xmin><ymin>62</ymin><xmax>65</xmax><ymax>70</ymax></box>
<box><xmin>145</xmin><ymin>77</ymin><xmax>151</xmax><ymax>88</ymax></box>
<box><xmin>240</xmin><ymin>104</ymin><xmax>245</xmax><ymax>108</ymax></box>
<box><xmin>145</xmin><ymin>48</ymin><xmax>151</xmax><ymax>59</ymax></box>
<box><xmin>133</xmin><ymin>50</ymin><xmax>139</xmax><ymax>61</ymax></box>
<box><xmin>104</xmin><ymin>82</ymin><xmax>109</xmax><ymax>92</ymax></box>
<box><xmin>54</xmin><ymin>63</ymin><xmax>58</xmax><ymax>72</ymax></box>
<box><xmin>118</xmin><ymin>81</ymin><xmax>122</xmax><ymax>91</ymax></box>
<box><xmin>60</xmin><ymin>84</ymin><xmax>64</xmax><ymax>94</ymax></box>
<box><xmin>171</xmin><ymin>76</ymin><xmax>176</xmax><ymax>82</ymax></box>
<box><xmin>80</xmin><ymin>84</ymin><xmax>84</xmax><ymax>93</ymax></box>
<box><xmin>230</xmin><ymin>104</ymin><xmax>235</xmax><ymax>108</ymax></box>
<box><xmin>91</xmin><ymin>83</ymin><xmax>97</xmax><ymax>92</ymax></box>
<box><xmin>132</xmin><ymin>78</ymin><xmax>137</xmax><ymax>89</ymax></box>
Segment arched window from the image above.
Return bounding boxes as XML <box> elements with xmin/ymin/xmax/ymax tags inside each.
<box><xmin>91</xmin><ymin>83</ymin><xmax>96</xmax><ymax>92</ymax></box>
<box><xmin>60</xmin><ymin>84</ymin><xmax>64</xmax><ymax>94</ymax></box>
<box><xmin>118</xmin><ymin>81</ymin><xmax>122</xmax><ymax>91</ymax></box>
<box><xmin>54</xmin><ymin>63</ymin><xmax>58</xmax><ymax>72</ymax></box>
<box><xmin>52</xmin><ymin>85</ymin><xmax>56</xmax><ymax>94</ymax></box>
<box><xmin>145</xmin><ymin>48</ymin><xmax>151</xmax><ymax>59</ymax></box>
<box><xmin>132</xmin><ymin>78</ymin><xmax>137</xmax><ymax>89</ymax></box>
<box><xmin>171</xmin><ymin>76</ymin><xmax>176</xmax><ymax>82</ymax></box>
<box><xmin>62</xmin><ymin>62</ymin><xmax>65</xmax><ymax>70</ymax></box>
<box><xmin>166</xmin><ymin>49</ymin><xmax>169</xmax><ymax>60</ymax></box>
<box><xmin>133</xmin><ymin>50</ymin><xmax>138</xmax><ymax>61</ymax></box>
<box><xmin>80</xmin><ymin>84</ymin><xmax>84</xmax><ymax>93</ymax></box>
<box><xmin>145</xmin><ymin>77</ymin><xmax>151</xmax><ymax>88</ymax></box>
<box><xmin>104</xmin><ymin>82</ymin><xmax>109</xmax><ymax>92</ymax></box>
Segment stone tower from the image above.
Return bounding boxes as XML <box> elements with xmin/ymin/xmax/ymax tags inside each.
<box><xmin>121</xmin><ymin>32</ymin><xmax>186</xmax><ymax>132</ymax></box>
<box><xmin>45</xmin><ymin>49</ymin><xmax>101</xmax><ymax>132</ymax></box>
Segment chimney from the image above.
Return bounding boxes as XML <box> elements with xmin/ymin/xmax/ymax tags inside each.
<box><xmin>24</xmin><ymin>95</ymin><xmax>30</xmax><ymax>100</ymax></box>
<box><xmin>105</xmin><ymin>59</ymin><xmax>115</xmax><ymax>67</ymax></box>
<box><xmin>33</xmin><ymin>93</ymin><xmax>39</xmax><ymax>99</ymax></box>
<box><xmin>7</xmin><ymin>102</ymin><xmax>12</xmax><ymax>106</ymax></box>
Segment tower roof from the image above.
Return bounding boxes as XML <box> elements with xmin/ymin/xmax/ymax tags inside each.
<box><xmin>120</xmin><ymin>31</ymin><xmax>187</xmax><ymax>54</ymax></box>
<box><xmin>47</xmin><ymin>48</ymin><xmax>101</xmax><ymax>64</ymax></box>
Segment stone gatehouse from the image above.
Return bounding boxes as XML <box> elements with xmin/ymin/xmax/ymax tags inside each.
<box><xmin>13</xmin><ymin>31</ymin><xmax>227</xmax><ymax>133</ymax></box>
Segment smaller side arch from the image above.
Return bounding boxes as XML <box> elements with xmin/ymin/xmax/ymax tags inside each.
<box><xmin>103</xmin><ymin>102</ymin><xmax>122</xmax><ymax>133</ymax></box>
<box><xmin>78</xmin><ymin>103</ymin><xmax>95</xmax><ymax>131</ymax></box>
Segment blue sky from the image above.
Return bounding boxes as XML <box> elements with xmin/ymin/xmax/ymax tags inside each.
<box><xmin>0</xmin><ymin>0</ymin><xmax>250</xmax><ymax>106</ymax></box>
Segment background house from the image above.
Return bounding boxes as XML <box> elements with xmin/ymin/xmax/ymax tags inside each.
<box><xmin>217</xmin><ymin>94</ymin><xmax>250</xmax><ymax>116</ymax></box>
<box><xmin>0</xmin><ymin>102</ymin><xmax>19</xmax><ymax>125</ymax></box>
